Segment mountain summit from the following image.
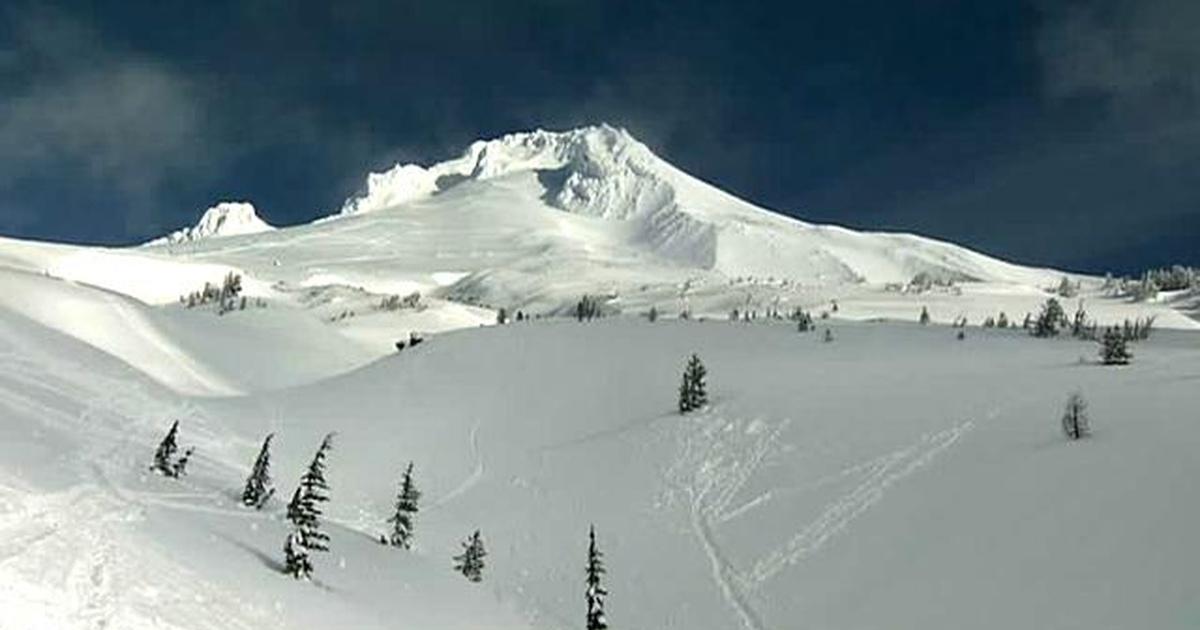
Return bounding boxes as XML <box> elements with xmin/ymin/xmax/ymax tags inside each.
<box><xmin>151</xmin><ymin>202</ymin><xmax>275</xmax><ymax>245</ymax></box>
<box><xmin>337</xmin><ymin>125</ymin><xmax>662</xmax><ymax>219</ymax></box>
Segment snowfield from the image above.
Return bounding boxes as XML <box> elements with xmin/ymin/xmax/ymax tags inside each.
<box><xmin>0</xmin><ymin>296</ymin><xmax>1197</xmax><ymax>629</ymax></box>
<box><xmin>0</xmin><ymin>125</ymin><xmax>1197</xmax><ymax>629</ymax></box>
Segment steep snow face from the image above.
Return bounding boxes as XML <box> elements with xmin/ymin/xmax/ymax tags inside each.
<box><xmin>151</xmin><ymin>202</ymin><xmax>274</xmax><ymax>245</ymax></box>
<box><xmin>326</xmin><ymin>125</ymin><xmax>1061</xmax><ymax>286</ymax></box>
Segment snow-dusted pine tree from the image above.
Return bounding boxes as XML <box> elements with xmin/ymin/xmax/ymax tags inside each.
<box><xmin>386</xmin><ymin>462</ymin><xmax>421</xmax><ymax>549</ymax></box>
<box><xmin>283</xmin><ymin>433</ymin><xmax>333</xmax><ymax>580</ymax></box>
<box><xmin>1100</xmin><ymin>327</ymin><xmax>1132</xmax><ymax>365</ymax></box>
<box><xmin>1075</xmin><ymin>301</ymin><xmax>1094</xmax><ymax>338</ymax></box>
<box><xmin>1056</xmin><ymin>276</ymin><xmax>1078</xmax><ymax>298</ymax></box>
<box><xmin>1061</xmin><ymin>392</ymin><xmax>1090</xmax><ymax>440</ymax></box>
<box><xmin>1032</xmin><ymin>298</ymin><xmax>1066</xmax><ymax>337</ymax></box>
<box><xmin>919</xmin><ymin>306</ymin><xmax>930</xmax><ymax>325</ymax></box>
<box><xmin>453</xmin><ymin>530</ymin><xmax>486</xmax><ymax>582</ymax></box>
<box><xmin>152</xmin><ymin>421</ymin><xmax>193</xmax><ymax>478</ymax></box>
<box><xmin>241</xmin><ymin>433</ymin><xmax>275</xmax><ymax>509</ymax></box>
<box><xmin>795</xmin><ymin>309</ymin><xmax>813</xmax><ymax>332</ymax></box>
<box><xmin>678</xmin><ymin>354</ymin><xmax>708</xmax><ymax>414</ymax></box>
<box><xmin>585</xmin><ymin>526</ymin><xmax>609</xmax><ymax>630</ymax></box>
<box><xmin>152</xmin><ymin>421</ymin><xmax>180</xmax><ymax>476</ymax></box>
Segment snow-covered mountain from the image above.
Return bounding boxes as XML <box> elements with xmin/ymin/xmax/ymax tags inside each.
<box><xmin>326</xmin><ymin>124</ymin><xmax>1055</xmax><ymax>286</ymax></box>
<box><xmin>0</xmin><ymin>124</ymin><xmax>1197</xmax><ymax>630</ymax></box>
<box><xmin>128</xmin><ymin>125</ymin><xmax>1083</xmax><ymax>327</ymax></box>
<box><xmin>150</xmin><ymin>202</ymin><xmax>274</xmax><ymax>245</ymax></box>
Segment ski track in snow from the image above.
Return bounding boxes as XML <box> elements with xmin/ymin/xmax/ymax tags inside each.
<box><xmin>743</xmin><ymin>420</ymin><xmax>974</xmax><ymax>589</ymax></box>
<box><xmin>432</xmin><ymin>417</ymin><xmax>485</xmax><ymax>509</ymax></box>
<box><xmin>666</xmin><ymin>407</ymin><xmax>976</xmax><ymax>630</ymax></box>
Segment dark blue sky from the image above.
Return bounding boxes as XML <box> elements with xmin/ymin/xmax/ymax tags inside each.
<box><xmin>0</xmin><ymin>1</ymin><xmax>1196</xmax><ymax>272</ymax></box>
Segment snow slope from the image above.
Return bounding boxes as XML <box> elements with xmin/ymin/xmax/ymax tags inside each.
<box><xmin>0</xmin><ymin>294</ymin><xmax>1197</xmax><ymax>629</ymax></box>
<box><xmin>0</xmin><ymin>298</ymin><xmax>530</xmax><ymax>630</ymax></box>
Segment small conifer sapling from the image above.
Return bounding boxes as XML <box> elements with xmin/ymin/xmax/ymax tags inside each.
<box><xmin>453</xmin><ymin>530</ymin><xmax>487</xmax><ymax>582</ymax></box>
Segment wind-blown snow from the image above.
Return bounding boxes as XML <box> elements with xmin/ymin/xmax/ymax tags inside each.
<box><xmin>338</xmin><ymin>165</ymin><xmax>441</xmax><ymax>216</ymax></box>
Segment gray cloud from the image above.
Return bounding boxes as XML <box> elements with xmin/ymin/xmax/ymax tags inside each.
<box><xmin>0</xmin><ymin>7</ymin><xmax>217</xmax><ymax>233</ymax></box>
<box><xmin>1038</xmin><ymin>0</ymin><xmax>1200</xmax><ymax>117</ymax></box>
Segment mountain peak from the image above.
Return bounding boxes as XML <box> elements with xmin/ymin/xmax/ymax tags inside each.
<box><xmin>150</xmin><ymin>202</ymin><xmax>275</xmax><ymax>245</ymax></box>
<box><xmin>337</xmin><ymin>124</ymin><xmax>662</xmax><ymax>218</ymax></box>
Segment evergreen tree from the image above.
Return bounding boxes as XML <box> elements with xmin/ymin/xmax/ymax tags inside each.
<box><xmin>795</xmin><ymin>309</ymin><xmax>813</xmax><ymax>332</ymax></box>
<box><xmin>585</xmin><ymin>526</ymin><xmax>609</xmax><ymax>630</ymax></box>
<box><xmin>919</xmin><ymin>306</ymin><xmax>930</xmax><ymax>325</ymax></box>
<box><xmin>497</xmin><ymin>308</ymin><xmax>508</xmax><ymax>325</ymax></box>
<box><xmin>678</xmin><ymin>354</ymin><xmax>708</xmax><ymax>414</ymax></box>
<box><xmin>386</xmin><ymin>462</ymin><xmax>421</xmax><ymax>549</ymax></box>
<box><xmin>284</xmin><ymin>433</ymin><xmax>334</xmax><ymax>580</ymax></box>
<box><xmin>1056</xmin><ymin>276</ymin><xmax>1078</xmax><ymax>298</ymax></box>
<box><xmin>1032</xmin><ymin>298</ymin><xmax>1066</xmax><ymax>337</ymax></box>
<box><xmin>152</xmin><ymin>421</ymin><xmax>193</xmax><ymax>478</ymax></box>
<box><xmin>575</xmin><ymin>295</ymin><xmax>600</xmax><ymax>321</ymax></box>
<box><xmin>453</xmin><ymin>530</ymin><xmax>487</xmax><ymax>582</ymax></box>
<box><xmin>152</xmin><ymin>420</ymin><xmax>180</xmax><ymax>476</ymax></box>
<box><xmin>1061</xmin><ymin>392</ymin><xmax>1090</xmax><ymax>440</ymax></box>
<box><xmin>647</xmin><ymin>306</ymin><xmax>658</xmax><ymax>322</ymax></box>
<box><xmin>241</xmin><ymin>433</ymin><xmax>275</xmax><ymax>509</ymax></box>
<box><xmin>1071</xmin><ymin>302</ymin><xmax>1089</xmax><ymax>338</ymax></box>
<box><xmin>1099</xmin><ymin>327</ymin><xmax>1132</xmax><ymax>365</ymax></box>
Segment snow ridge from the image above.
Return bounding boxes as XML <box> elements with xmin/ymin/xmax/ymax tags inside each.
<box><xmin>337</xmin><ymin>125</ymin><xmax>678</xmax><ymax>221</ymax></box>
<box><xmin>150</xmin><ymin>202</ymin><xmax>274</xmax><ymax>245</ymax></box>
